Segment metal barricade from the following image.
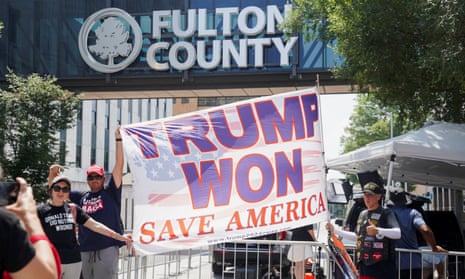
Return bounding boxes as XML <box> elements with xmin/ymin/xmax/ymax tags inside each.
<box><xmin>116</xmin><ymin>239</ymin><xmax>464</xmax><ymax>279</ymax></box>
<box><xmin>116</xmin><ymin>240</ymin><xmax>345</xmax><ymax>279</ymax></box>
<box><xmin>117</xmin><ymin>244</ymin><xmax>211</xmax><ymax>279</ymax></box>
<box><xmin>395</xmin><ymin>248</ymin><xmax>465</xmax><ymax>279</ymax></box>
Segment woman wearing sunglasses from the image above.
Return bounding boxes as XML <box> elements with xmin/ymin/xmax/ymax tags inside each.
<box><xmin>36</xmin><ymin>165</ymin><xmax>132</xmax><ymax>279</ymax></box>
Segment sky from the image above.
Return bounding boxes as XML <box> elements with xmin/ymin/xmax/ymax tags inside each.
<box><xmin>319</xmin><ymin>93</ymin><xmax>358</xmax><ymax>160</ymax></box>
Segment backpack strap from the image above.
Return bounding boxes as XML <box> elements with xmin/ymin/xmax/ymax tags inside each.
<box><xmin>69</xmin><ymin>202</ymin><xmax>77</xmax><ymax>224</ymax></box>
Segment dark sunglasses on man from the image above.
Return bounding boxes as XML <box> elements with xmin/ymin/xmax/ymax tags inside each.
<box><xmin>87</xmin><ymin>175</ymin><xmax>103</xmax><ymax>181</ymax></box>
<box><xmin>52</xmin><ymin>185</ymin><xmax>70</xmax><ymax>193</ymax></box>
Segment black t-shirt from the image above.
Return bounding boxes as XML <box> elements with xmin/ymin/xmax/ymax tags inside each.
<box><xmin>37</xmin><ymin>202</ymin><xmax>90</xmax><ymax>264</ymax></box>
<box><xmin>0</xmin><ymin>208</ymin><xmax>35</xmax><ymax>274</ymax></box>
<box><xmin>291</xmin><ymin>224</ymin><xmax>314</xmax><ymax>241</ymax></box>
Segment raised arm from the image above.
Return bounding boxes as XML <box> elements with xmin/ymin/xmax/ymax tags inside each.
<box><xmin>112</xmin><ymin>126</ymin><xmax>124</xmax><ymax>189</ymax></box>
<box><xmin>48</xmin><ymin>164</ymin><xmax>63</xmax><ymax>188</ymax></box>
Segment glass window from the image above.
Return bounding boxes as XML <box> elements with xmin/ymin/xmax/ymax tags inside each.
<box><xmin>128</xmin><ymin>99</ymin><xmax>133</xmax><ymax>123</ymax></box>
<box><xmin>0</xmin><ymin>0</ymin><xmax>340</xmax><ymax>79</ymax></box>
<box><xmin>117</xmin><ymin>100</ymin><xmax>122</xmax><ymax>125</ymax></box>
<box><xmin>75</xmin><ymin>102</ymin><xmax>83</xmax><ymax>168</ymax></box>
<box><xmin>59</xmin><ymin>130</ymin><xmax>66</xmax><ymax>165</ymax></box>
<box><xmin>104</xmin><ymin>100</ymin><xmax>110</xmax><ymax>170</ymax></box>
<box><xmin>138</xmin><ymin>99</ymin><xmax>143</xmax><ymax>122</ymax></box>
<box><xmin>91</xmin><ymin>101</ymin><xmax>97</xmax><ymax>164</ymax></box>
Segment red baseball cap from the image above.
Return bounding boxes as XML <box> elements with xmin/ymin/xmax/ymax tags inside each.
<box><xmin>86</xmin><ymin>164</ymin><xmax>104</xmax><ymax>176</ymax></box>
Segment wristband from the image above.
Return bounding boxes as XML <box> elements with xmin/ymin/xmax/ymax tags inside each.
<box><xmin>115</xmin><ymin>138</ymin><xmax>122</xmax><ymax>142</ymax></box>
<box><xmin>4</xmin><ymin>235</ymin><xmax>56</xmax><ymax>279</ymax></box>
<box><xmin>29</xmin><ymin>234</ymin><xmax>62</xmax><ymax>277</ymax></box>
<box><xmin>30</xmin><ymin>234</ymin><xmax>50</xmax><ymax>243</ymax></box>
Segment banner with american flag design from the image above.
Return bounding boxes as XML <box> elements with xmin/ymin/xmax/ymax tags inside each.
<box><xmin>121</xmin><ymin>88</ymin><xmax>329</xmax><ymax>255</ymax></box>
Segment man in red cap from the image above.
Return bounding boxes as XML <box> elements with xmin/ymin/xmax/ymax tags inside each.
<box><xmin>70</xmin><ymin>127</ymin><xmax>125</xmax><ymax>279</ymax></box>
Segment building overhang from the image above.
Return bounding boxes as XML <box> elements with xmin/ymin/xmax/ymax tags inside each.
<box><xmin>57</xmin><ymin>70</ymin><xmax>357</xmax><ymax>99</ymax></box>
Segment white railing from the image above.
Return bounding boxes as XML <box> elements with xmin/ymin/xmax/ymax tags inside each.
<box><xmin>395</xmin><ymin>248</ymin><xmax>465</xmax><ymax>279</ymax></box>
<box><xmin>116</xmin><ymin>239</ymin><xmax>465</xmax><ymax>279</ymax></box>
<box><xmin>117</xmin><ymin>240</ymin><xmax>350</xmax><ymax>279</ymax></box>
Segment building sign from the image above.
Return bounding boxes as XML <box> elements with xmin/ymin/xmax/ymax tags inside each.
<box><xmin>78</xmin><ymin>8</ymin><xmax>143</xmax><ymax>73</ymax></box>
<box><xmin>78</xmin><ymin>5</ymin><xmax>298</xmax><ymax>73</ymax></box>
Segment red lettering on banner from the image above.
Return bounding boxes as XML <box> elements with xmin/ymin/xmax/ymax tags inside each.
<box><xmin>225</xmin><ymin>211</ymin><xmax>244</xmax><ymax>231</ymax></box>
<box><xmin>198</xmin><ymin>214</ymin><xmax>215</xmax><ymax>235</ymax></box>
<box><xmin>270</xmin><ymin>203</ymin><xmax>284</xmax><ymax>225</ymax></box>
<box><xmin>245</xmin><ymin>207</ymin><xmax>267</xmax><ymax>228</ymax></box>
<box><xmin>158</xmin><ymin>220</ymin><xmax>178</xmax><ymax>241</ymax></box>
<box><xmin>286</xmin><ymin>200</ymin><xmax>299</xmax><ymax>220</ymax></box>
<box><xmin>225</xmin><ymin>192</ymin><xmax>326</xmax><ymax>231</ymax></box>
<box><xmin>140</xmin><ymin>222</ymin><xmax>155</xmax><ymax>244</ymax></box>
<box><xmin>138</xmin><ymin>214</ymin><xmax>215</xmax><ymax>244</ymax></box>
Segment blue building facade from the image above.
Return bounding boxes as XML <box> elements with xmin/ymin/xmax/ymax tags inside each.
<box><xmin>0</xmin><ymin>0</ymin><xmax>343</xmax><ymax>92</ymax></box>
<box><xmin>0</xmin><ymin>0</ymin><xmax>345</xmax><ymax>180</ymax></box>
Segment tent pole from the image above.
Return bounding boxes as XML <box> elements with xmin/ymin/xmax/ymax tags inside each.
<box><xmin>386</xmin><ymin>154</ymin><xmax>396</xmax><ymax>201</ymax></box>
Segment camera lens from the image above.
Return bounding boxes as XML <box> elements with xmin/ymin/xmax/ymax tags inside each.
<box><xmin>0</xmin><ymin>181</ymin><xmax>19</xmax><ymax>206</ymax></box>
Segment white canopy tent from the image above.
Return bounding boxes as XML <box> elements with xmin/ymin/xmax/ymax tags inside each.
<box><xmin>326</xmin><ymin>121</ymin><xmax>465</xmax><ymax>190</ymax></box>
<box><xmin>326</xmin><ymin>121</ymin><xmax>465</xmax><ymax>251</ymax></box>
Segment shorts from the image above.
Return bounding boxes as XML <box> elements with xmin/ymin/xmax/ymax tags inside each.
<box><xmin>287</xmin><ymin>243</ymin><xmax>314</xmax><ymax>262</ymax></box>
<box><xmin>419</xmin><ymin>246</ymin><xmax>447</xmax><ymax>267</ymax></box>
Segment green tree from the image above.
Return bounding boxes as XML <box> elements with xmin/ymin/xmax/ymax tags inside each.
<box><xmin>282</xmin><ymin>0</ymin><xmax>465</xmax><ymax>124</ymax></box>
<box><xmin>340</xmin><ymin>94</ymin><xmax>423</xmax><ymax>153</ymax></box>
<box><xmin>340</xmin><ymin>95</ymin><xmax>423</xmax><ymax>191</ymax></box>
<box><xmin>0</xmin><ymin>70</ymin><xmax>81</xmax><ymax>201</ymax></box>
<box><xmin>341</xmin><ymin>95</ymin><xmax>392</xmax><ymax>153</ymax></box>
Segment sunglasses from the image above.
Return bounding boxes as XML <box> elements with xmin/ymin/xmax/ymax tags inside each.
<box><xmin>87</xmin><ymin>175</ymin><xmax>103</xmax><ymax>181</ymax></box>
<box><xmin>52</xmin><ymin>185</ymin><xmax>70</xmax><ymax>193</ymax></box>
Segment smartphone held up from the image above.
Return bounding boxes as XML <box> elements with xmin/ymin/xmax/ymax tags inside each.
<box><xmin>0</xmin><ymin>181</ymin><xmax>19</xmax><ymax>206</ymax></box>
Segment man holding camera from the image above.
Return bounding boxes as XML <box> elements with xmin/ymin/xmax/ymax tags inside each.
<box><xmin>1</xmin><ymin>177</ymin><xmax>60</xmax><ymax>278</ymax></box>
